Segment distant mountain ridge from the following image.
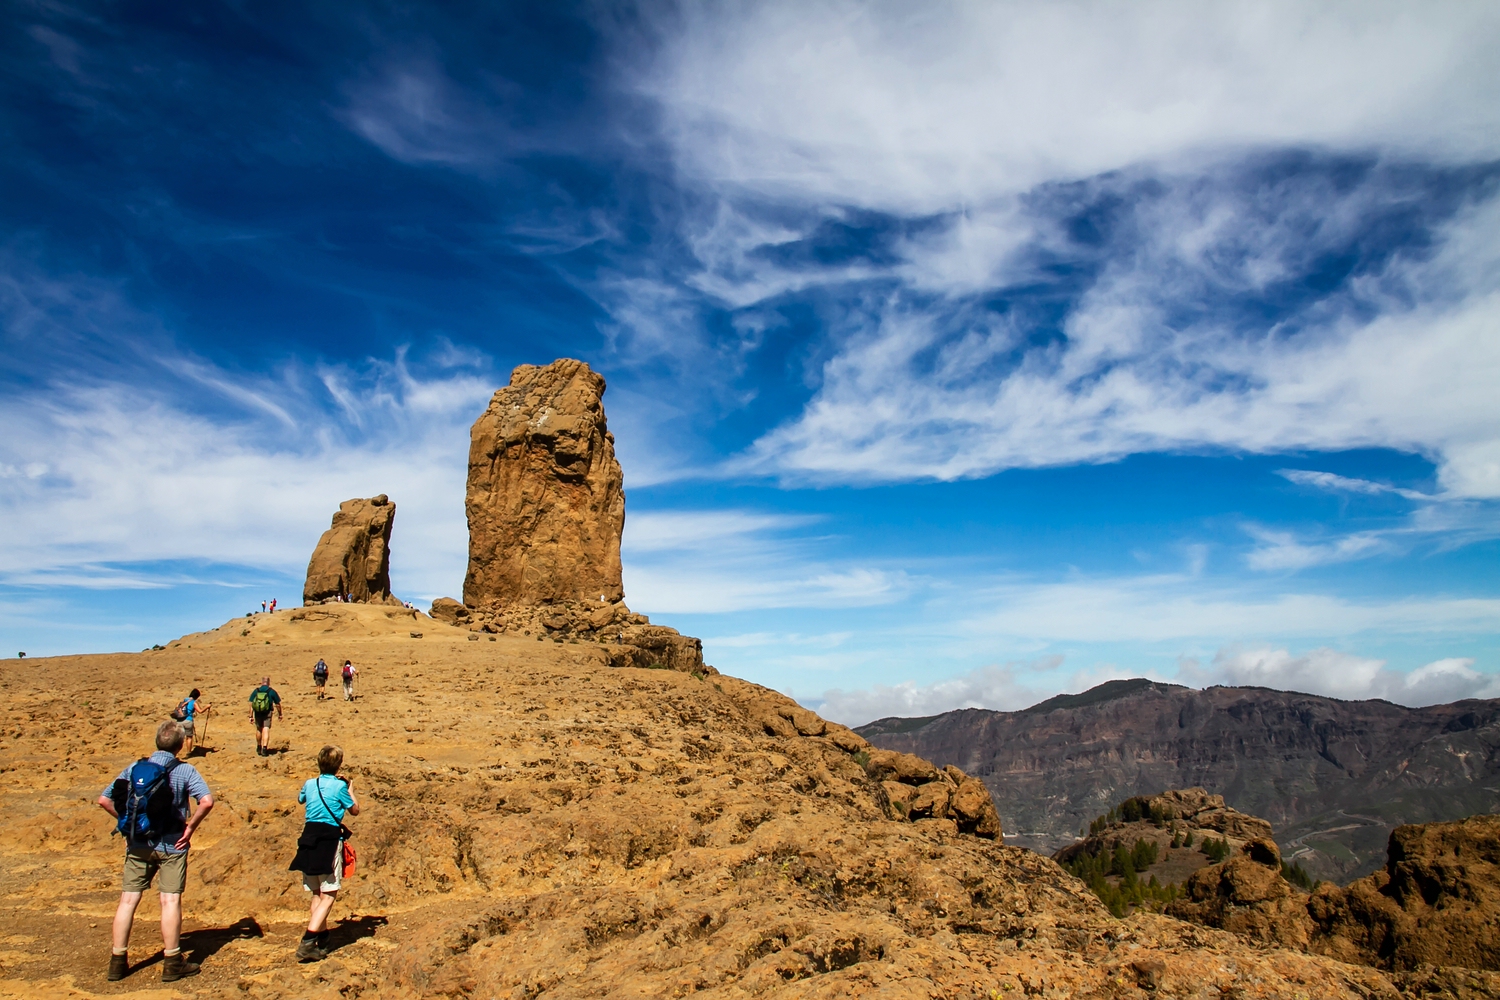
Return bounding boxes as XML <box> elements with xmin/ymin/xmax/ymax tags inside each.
<box><xmin>855</xmin><ymin>680</ymin><xmax>1500</xmax><ymax>882</ymax></box>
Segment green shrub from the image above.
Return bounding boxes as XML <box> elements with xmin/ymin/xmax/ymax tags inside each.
<box><xmin>1201</xmin><ymin>837</ymin><xmax>1231</xmax><ymax>862</ymax></box>
<box><xmin>1282</xmin><ymin>859</ymin><xmax>1315</xmax><ymax>890</ymax></box>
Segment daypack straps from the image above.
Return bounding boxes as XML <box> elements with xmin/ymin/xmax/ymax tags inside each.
<box><xmin>312</xmin><ymin>777</ymin><xmax>352</xmax><ymax>840</ymax></box>
<box><xmin>117</xmin><ymin>757</ymin><xmax>182</xmax><ymax>841</ymax></box>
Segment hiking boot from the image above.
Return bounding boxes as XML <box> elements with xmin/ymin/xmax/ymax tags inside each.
<box><xmin>161</xmin><ymin>952</ymin><xmax>200</xmax><ymax>982</ymax></box>
<box><xmin>295</xmin><ymin>938</ymin><xmax>326</xmax><ymax>963</ymax></box>
<box><xmin>107</xmin><ymin>953</ymin><xmax>129</xmax><ymax>981</ymax></box>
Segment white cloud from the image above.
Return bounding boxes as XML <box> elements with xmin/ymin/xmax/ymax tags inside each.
<box><xmin>623</xmin><ymin>507</ymin><xmax>910</xmax><ymax>614</ymax></box>
<box><xmin>816</xmin><ymin>658</ymin><xmax>1064</xmax><ymax>725</ymax></box>
<box><xmin>955</xmin><ymin>572</ymin><xmax>1500</xmax><ymax>644</ymax></box>
<box><xmin>1185</xmin><ymin>647</ymin><xmax>1500</xmax><ymax>706</ymax></box>
<box><xmin>643</xmin><ymin>1</ymin><xmax>1500</xmax><ymax>211</ymax></box>
<box><xmin>734</xmin><ymin>198</ymin><xmax>1500</xmax><ymax>493</ymax></box>
<box><xmin>816</xmin><ymin>644</ymin><xmax>1500</xmax><ymax>726</ymax></box>
<box><xmin>614</xmin><ymin>4</ymin><xmax>1500</xmax><ymax>499</ymax></box>
<box><xmin>1277</xmin><ymin>469</ymin><xmax>1432</xmax><ymax>501</ymax></box>
<box><xmin>0</xmin><ymin>357</ymin><xmax>489</xmax><ymax>602</ymax></box>
<box><xmin>1243</xmin><ymin>527</ymin><xmax>1386</xmax><ymax>572</ymax></box>
<box><xmin>339</xmin><ymin>57</ymin><xmax>512</xmax><ymax>170</ymax></box>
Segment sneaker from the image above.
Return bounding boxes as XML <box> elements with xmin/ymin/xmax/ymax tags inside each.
<box><xmin>107</xmin><ymin>953</ymin><xmax>129</xmax><ymax>981</ymax></box>
<box><xmin>161</xmin><ymin>952</ymin><xmax>200</xmax><ymax>982</ymax></box>
<box><xmin>295</xmin><ymin>938</ymin><xmax>326</xmax><ymax>963</ymax></box>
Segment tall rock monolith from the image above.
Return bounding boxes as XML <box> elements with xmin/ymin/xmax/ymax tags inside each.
<box><xmin>303</xmin><ymin>494</ymin><xmax>398</xmax><ymax>605</ymax></box>
<box><xmin>464</xmin><ymin>359</ymin><xmax>624</xmax><ymax>607</ymax></box>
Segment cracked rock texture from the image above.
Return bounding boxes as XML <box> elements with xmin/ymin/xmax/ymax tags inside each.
<box><xmin>302</xmin><ymin>494</ymin><xmax>399</xmax><ymax>605</ymax></box>
<box><xmin>464</xmin><ymin>359</ymin><xmax>624</xmax><ymax>608</ymax></box>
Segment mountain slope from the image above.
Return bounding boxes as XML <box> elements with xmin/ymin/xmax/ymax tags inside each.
<box><xmin>857</xmin><ymin>680</ymin><xmax>1500</xmax><ymax>881</ymax></box>
<box><xmin>0</xmin><ymin>607</ymin><xmax>1429</xmax><ymax>998</ymax></box>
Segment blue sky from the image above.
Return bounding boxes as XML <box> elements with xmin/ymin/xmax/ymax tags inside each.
<box><xmin>4</xmin><ymin>1</ymin><xmax>1500</xmax><ymax>723</ymax></box>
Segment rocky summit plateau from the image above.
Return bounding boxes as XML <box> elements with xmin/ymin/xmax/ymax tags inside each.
<box><xmin>3</xmin><ymin>359</ymin><xmax>1498</xmax><ymax>999</ymax></box>
<box><xmin>858</xmin><ymin>677</ymin><xmax>1500</xmax><ymax>882</ymax></box>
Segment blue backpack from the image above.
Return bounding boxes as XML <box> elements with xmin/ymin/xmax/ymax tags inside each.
<box><xmin>112</xmin><ymin>758</ymin><xmax>183</xmax><ymax>844</ymax></box>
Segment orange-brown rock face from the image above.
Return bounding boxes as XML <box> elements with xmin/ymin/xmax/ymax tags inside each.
<box><xmin>1308</xmin><ymin>814</ymin><xmax>1500</xmax><ymax>972</ymax></box>
<box><xmin>464</xmin><ymin>359</ymin><xmax>624</xmax><ymax>608</ymax></box>
<box><xmin>302</xmin><ymin>494</ymin><xmax>398</xmax><ymax>605</ymax></box>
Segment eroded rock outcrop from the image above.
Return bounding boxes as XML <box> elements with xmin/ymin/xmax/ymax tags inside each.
<box><xmin>303</xmin><ymin>494</ymin><xmax>398</xmax><ymax>605</ymax></box>
<box><xmin>1307</xmin><ymin>814</ymin><xmax>1500</xmax><ymax>972</ymax></box>
<box><xmin>464</xmin><ymin>359</ymin><xmax>624</xmax><ymax>608</ymax></box>
<box><xmin>1167</xmin><ymin>836</ymin><xmax>1317</xmax><ymax>950</ymax></box>
<box><xmin>1161</xmin><ymin>807</ymin><xmax>1500</xmax><ymax>977</ymax></box>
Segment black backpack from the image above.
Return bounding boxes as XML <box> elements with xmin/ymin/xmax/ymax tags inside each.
<box><xmin>111</xmin><ymin>758</ymin><xmax>183</xmax><ymax>845</ymax></box>
<box><xmin>313</xmin><ymin>660</ymin><xmax>328</xmax><ymax>680</ymax></box>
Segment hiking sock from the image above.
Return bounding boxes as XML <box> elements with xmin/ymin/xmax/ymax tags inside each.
<box><xmin>316</xmin><ymin>930</ymin><xmax>330</xmax><ymax>948</ymax></box>
<box><xmin>301</xmin><ymin>931</ymin><xmax>318</xmax><ymax>942</ymax></box>
<box><xmin>163</xmin><ymin>948</ymin><xmax>180</xmax><ymax>957</ymax></box>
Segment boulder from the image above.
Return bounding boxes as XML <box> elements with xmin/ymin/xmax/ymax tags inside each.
<box><xmin>950</xmin><ymin>778</ymin><xmax>1004</xmax><ymax>839</ymax></box>
<box><xmin>880</xmin><ymin>781</ymin><xmax>916</xmax><ymax>820</ymax></box>
<box><xmin>464</xmin><ymin>360</ymin><xmax>624</xmax><ymax>607</ymax></box>
<box><xmin>303</xmin><ymin>494</ymin><xmax>398</xmax><ymax>605</ymax></box>
<box><xmin>1167</xmin><ymin>852</ymin><xmax>1315</xmax><ymax>951</ymax></box>
<box><xmin>824</xmin><ymin>726</ymin><xmax>869</xmax><ymax>753</ymax></box>
<box><xmin>909</xmin><ymin>781</ymin><xmax>952</xmax><ymax>820</ymax></box>
<box><xmin>430</xmin><ymin>598</ymin><xmax>470</xmax><ymax>624</ymax></box>
<box><xmin>864</xmin><ymin>749</ymin><xmax>940</xmax><ymax>786</ymax></box>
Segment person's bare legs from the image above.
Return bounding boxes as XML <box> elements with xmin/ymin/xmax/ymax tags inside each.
<box><xmin>259</xmin><ymin>724</ymin><xmax>271</xmax><ymax>753</ymax></box>
<box><xmin>159</xmin><ymin>893</ymin><xmax>183</xmax><ymax>952</ymax></box>
<box><xmin>112</xmin><ymin>891</ymin><xmax>143</xmax><ymax>951</ymax></box>
<box><xmin>307</xmin><ymin>889</ymin><xmax>338</xmax><ymax>933</ymax></box>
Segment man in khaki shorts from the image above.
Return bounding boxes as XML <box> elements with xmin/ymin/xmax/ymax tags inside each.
<box><xmin>97</xmin><ymin>720</ymin><xmax>214</xmax><ymax>983</ymax></box>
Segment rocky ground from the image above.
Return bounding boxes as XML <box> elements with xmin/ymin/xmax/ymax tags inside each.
<box><xmin>0</xmin><ymin>604</ymin><xmax>1489</xmax><ymax>999</ymax></box>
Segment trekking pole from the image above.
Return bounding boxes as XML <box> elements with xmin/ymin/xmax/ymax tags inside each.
<box><xmin>200</xmin><ymin>707</ymin><xmax>210</xmax><ymax>746</ymax></box>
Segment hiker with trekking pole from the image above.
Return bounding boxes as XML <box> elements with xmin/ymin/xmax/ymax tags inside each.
<box><xmin>169</xmin><ymin>689</ymin><xmax>209</xmax><ymax>757</ymax></box>
<box><xmin>96</xmin><ymin>720</ymin><xmax>215</xmax><ymax>983</ymax></box>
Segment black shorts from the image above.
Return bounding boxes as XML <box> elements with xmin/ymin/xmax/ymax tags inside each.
<box><xmin>254</xmin><ymin>710</ymin><xmax>272</xmax><ymax>728</ymax></box>
<box><xmin>314</xmin><ymin>675</ymin><xmax>327</xmax><ymax>686</ymax></box>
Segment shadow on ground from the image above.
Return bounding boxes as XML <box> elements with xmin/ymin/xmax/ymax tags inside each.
<box><xmin>327</xmin><ymin>914</ymin><xmax>388</xmax><ymax>954</ymax></box>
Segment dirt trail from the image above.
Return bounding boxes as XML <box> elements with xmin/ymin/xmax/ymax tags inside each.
<box><xmin>0</xmin><ymin>605</ymin><xmax>1449</xmax><ymax>998</ymax></box>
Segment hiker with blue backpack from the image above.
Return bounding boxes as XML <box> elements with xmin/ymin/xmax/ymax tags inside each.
<box><xmin>312</xmin><ymin>658</ymin><xmax>329</xmax><ymax>700</ymax></box>
<box><xmin>96</xmin><ymin>720</ymin><xmax>215</xmax><ymax>983</ymax></box>
<box><xmin>169</xmin><ymin>689</ymin><xmax>210</xmax><ymax>756</ymax></box>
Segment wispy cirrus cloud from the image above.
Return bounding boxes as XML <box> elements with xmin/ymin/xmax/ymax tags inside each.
<box><xmin>1277</xmin><ymin>469</ymin><xmax>1433</xmax><ymax>502</ymax></box>
<box><xmin>610</xmin><ymin>3</ymin><xmax>1500</xmax><ymax>502</ymax></box>
<box><xmin>624</xmin><ymin>509</ymin><xmax>910</xmax><ymax>614</ymax></box>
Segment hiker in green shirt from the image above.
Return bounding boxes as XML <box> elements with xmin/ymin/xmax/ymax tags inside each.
<box><xmin>248</xmin><ymin>678</ymin><xmax>283</xmax><ymax>757</ymax></box>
